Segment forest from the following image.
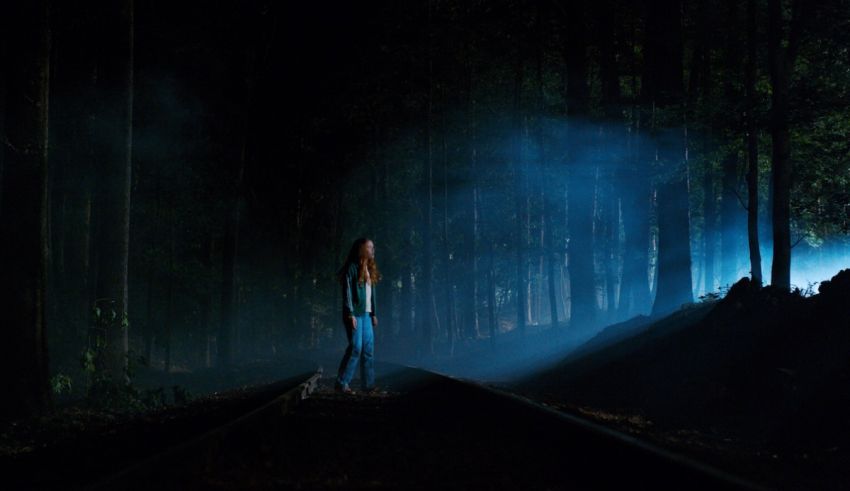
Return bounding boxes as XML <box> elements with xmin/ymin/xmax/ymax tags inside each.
<box><xmin>1</xmin><ymin>0</ymin><xmax>849</xmax><ymax>489</ymax></box>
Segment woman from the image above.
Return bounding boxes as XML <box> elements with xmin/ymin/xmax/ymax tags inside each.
<box><xmin>335</xmin><ymin>237</ymin><xmax>380</xmax><ymax>394</ymax></box>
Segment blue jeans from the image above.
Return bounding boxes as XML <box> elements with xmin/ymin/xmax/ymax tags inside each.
<box><xmin>336</xmin><ymin>313</ymin><xmax>375</xmax><ymax>390</ymax></box>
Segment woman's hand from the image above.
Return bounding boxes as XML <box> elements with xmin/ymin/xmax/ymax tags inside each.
<box><xmin>347</xmin><ymin>315</ymin><xmax>357</xmax><ymax>330</ymax></box>
<box><xmin>371</xmin><ymin>314</ymin><xmax>377</xmax><ymax>327</ymax></box>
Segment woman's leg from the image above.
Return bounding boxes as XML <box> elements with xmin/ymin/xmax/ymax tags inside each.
<box><xmin>335</xmin><ymin>324</ymin><xmax>353</xmax><ymax>384</ymax></box>
<box><xmin>337</xmin><ymin>319</ymin><xmax>363</xmax><ymax>387</ymax></box>
<box><xmin>359</xmin><ymin>314</ymin><xmax>375</xmax><ymax>390</ymax></box>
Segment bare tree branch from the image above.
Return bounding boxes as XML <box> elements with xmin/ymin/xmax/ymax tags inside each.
<box><xmin>791</xmin><ymin>232</ymin><xmax>808</xmax><ymax>249</ymax></box>
<box><xmin>732</xmin><ymin>185</ymin><xmax>749</xmax><ymax>212</ymax></box>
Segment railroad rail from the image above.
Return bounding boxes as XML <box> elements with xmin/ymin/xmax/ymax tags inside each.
<box><xmin>86</xmin><ymin>368</ymin><xmax>323</xmax><ymax>490</ymax></box>
<box><xmin>396</xmin><ymin>363</ymin><xmax>769</xmax><ymax>491</ymax></box>
<box><xmin>76</xmin><ymin>361</ymin><xmax>770</xmax><ymax>490</ymax></box>
<box><xmin>1</xmin><ymin>367</ymin><xmax>322</xmax><ymax>490</ymax></box>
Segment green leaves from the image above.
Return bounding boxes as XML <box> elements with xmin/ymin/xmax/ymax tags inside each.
<box><xmin>49</xmin><ymin>374</ymin><xmax>73</xmax><ymax>395</ymax></box>
<box><xmin>79</xmin><ymin>300</ymin><xmax>149</xmax><ymax>411</ymax></box>
<box><xmin>80</xmin><ymin>348</ymin><xmax>97</xmax><ymax>374</ymax></box>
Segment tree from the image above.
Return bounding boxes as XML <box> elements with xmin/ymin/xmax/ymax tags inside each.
<box><xmin>720</xmin><ymin>0</ymin><xmax>746</xmax><ymax>288</ymax></box>
<box><xmin>466</xmin><ymin>30</ymin><xmax>482</xmax><ymax>338</ymax></box>
<box><xmin>91</xmin><ymin>0</ymin><xmax>134</xmax><ymax>381</ymax></box>
<box><xmin>563</xmin><ymin>1</ymin><xmax>597</xmax><ymax>331</ymax></box>
<box><xmin>745</xmin><ymin>0</ymin><xmax>763</xmax><ymax>285</ymax></box>
<box><xmin>513</xmin><ymin>24</ymin><xmax>528</xmax><ymax>336</ymax></box>
<box><xmin>647</xmin><ymin>0</ymin><xmax>694</xmax><ymax>317</ymax></box>
<box><xmin>0</xmin><ymin>0</ymin><xmax>51</xmax><ymax>420</ymax></box>
<box><xmin>538</xmin><ymin>0</ymin><xmax>560</xmax><ymax>328</ymax></box>
<box><xmin>619</xmin><ymin>9</ymin><xmax>653</xmax><ymax>318</ymax></box>
<box><xmin>51</xmin><ymin>1</ymin><xmax>98</xmax><ymax>371</ymax></box>
<box><xmin>218</xmin><ymin>2</ymin><xmax>275</xmax><ymax>365</ymax></box>
<box><xmin>767</xmin><ymin>0</ymin><xmax>803</xmax><ymax>290</ymax></box>
<box><xmin>420</xmin><ymin>0</ymin><xmax>436</xmax><ymax>356</ymax></box>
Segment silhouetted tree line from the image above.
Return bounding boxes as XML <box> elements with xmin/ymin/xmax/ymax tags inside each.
<box><xmin>1</xmin><ymin>0</ymin><xmax>848</xmax><ymax>420</ymax></box>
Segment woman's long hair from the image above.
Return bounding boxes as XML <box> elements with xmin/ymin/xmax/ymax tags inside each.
<box><xmin>336</xmin><ymin>237</ymin><xmax>381</xmax><ymax>285</ymax></box>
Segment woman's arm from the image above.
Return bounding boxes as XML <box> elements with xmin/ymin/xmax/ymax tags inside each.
<box><xmin>370</xmin><ymin>283</ymin><xmax>377</xmax><ymax>327</ymax></box>
<box><xmin>341</xmin><ymin>265</ymin><xmax>354</xmax><ymax>320</ymax></box>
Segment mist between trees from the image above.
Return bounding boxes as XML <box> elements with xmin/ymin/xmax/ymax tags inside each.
<box><xmin>2</xmin><ymin>0</ymin><xmax>848</xmax><ymax>419</ymax></box>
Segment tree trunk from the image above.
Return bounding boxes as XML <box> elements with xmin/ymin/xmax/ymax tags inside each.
<box><xmin>93</xmin><ymin>0</ymin><xmax>134</xmax><ymax>381</ymax></box>
<box><xmin>468</xmin><ymin>59</ymin><xmax>481</xmax><ymax>338</ymax></box>
<box><xmin>331</xmin><ymin>190</ymin><xmax>343</xmax><ymax>337</ymax></box>
<box><xmin>720</xmin><ymin>1</ymin><xmax>744</xmax><ymax>287</ymax></box>
<box><xmin>441</xmin><ymin>136</ymin><xmax>455</xmax><ymax>355</ymax></box>
<box><xmin>143</xmin><ymin>170</ymin><xmax>161</xmax><ymax>366</ymax></box>
<box><xmin>404</xmin><ymin>228</ymin><xmax>417</xmax><ymax>357</ymax></box>
<box><xmin>383</xmin><ymin>275</ymin><xmax>396</xmax><ymax>347</ymax></box>
<box><xmin>513</xmin><ymin>42</ymin><xmax>528</xmax><ymax>336</ymax></box>
<box><xmin>65</xmin><ymin>184</ymin><xmax>92</xmax><ymax>338</ymax></box>
<box><xmin>745</xmin><ymin>0</ymin><xmax>763</xmax><ymax>285</ymax></box>
<box><xmin>646</xmin><ymin>0</ymin><xmax>693</xmax><ymax>317</ymax></box>
<box><xmin>0</xmin><ymin>15</ymin><xmax>6</xmax><ymax>215</ymax></box>
<box><xmin>219</xmin><ymin>139</ymin><xmax>244</xmax><ymax>366</ymax></box>
<box><xmin>618</xmin><ymin>19</ymin><xmax>652</xmax><ymax>319</ymax></box>
<box><xmin>421</xmin><ymin>95</ymin><xmax>435</xmax><ymax>356</ymax></box>
<box><xmin>0</xmin><ymin>0</ymin><xmax>51</xmax><ymax>420</ymax></box>
<box><xmin>703</xmin><ymin>163</ymin><xmax>717</xmax><ymax>294</ymax></box>
<box><xmin>199</xmin><ymin>233</ymin><xmax>213</xmax><ymax>366</ymax></box>
<box><xmin>653</xmin><ymin>166</ymin><xmax>694</xmax><ymax>316</ymax></box>
<box><xmin>487</xmin><ymin>239</ymin><xmax>497</xmax><ymax>348</ymax></box>
<box><xmin>48</xmin><ymin>160</ymin><xmax>65</xmax><ymax>340</ymax></box>
<box><xmin>419</xmin><ymin>0</ymin><xmax>435</xmax><ymax>358</ymax></box>
<box><xmin>620</xmin><ymin>121</ymin><xmax>652</xmax><ymax>317</ymax></box>
<box><xmin>145</xmin><ymin>269</ymin><xmax>156</xmax><ymax>367</ymax></box>
<box><xmin>601</xmin><ymin>178</ymin><xmax>619</xmax><ymax>323</ymax></box>
<box><xmin>693</xmin><ymin>3</ymin><xmax>716</xmax><ymax>297</ymax></box>
<box><xmin>720</xmin><ymin>151</ymin><xmax>742</xmax><ymax>286</ymax></box>
<box><xmin>767</xmin><ymin>0</ymin><xmax>800</xmax><ymax>290</ymax></box>
<box><xmin>563</xmin><ymin>2</ymin><xmax>596</xmax><ymax>331</ymax></box>
<box><xmin>545</xmin><ymin>206</ymin><xmax>559</xmax><ymax>327</ymax></box>
<box><xmin>53</xmin><ymin>6</ymin><xmax>98</xmax><ymax>361</ymax></box>
<box><xmin>598</xmin><ymin>2</ymin><xmax>622</xmax><ymax>324</ymax></box>
<box><xmin>534</xmin><ymin>1</ymin><xmax>559</xmax><ymax>329</ymax></box>
<box><xmin>164</xmin><ymin>218</ymin><xmax>175</xmax><ymax>372</ymax></box>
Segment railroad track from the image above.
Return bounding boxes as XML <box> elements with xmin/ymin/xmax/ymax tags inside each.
<box><xmin>79</xmin><ymin>361</ymin><xmax>769</xmax><ymax>490</ymax></box>
<box><xmin>85</xmin><ymin>369</ymin><xmax>323</xmax><ymax>490</ymax></box>
<box><xmin>1</xmin><ymin>368</ymin><xmax>321</xmax><ymax>490</ymax></box>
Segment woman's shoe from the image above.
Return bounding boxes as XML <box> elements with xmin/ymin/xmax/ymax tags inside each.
<box><xmin>335</xmin><ymin>383</ymin><xmax>353</xmax><ymax>394</ymax></box>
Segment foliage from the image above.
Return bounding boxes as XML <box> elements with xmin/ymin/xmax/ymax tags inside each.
<box><xmin>49</xmin><ymin>374</ymin><xmax>73</xmax><ymax>395</ymax></box>
<box><xmin>699</xmin><ymin>283</ymin><xmax>733</xmax><ymax>303</ymax></box>
<box><xmin>43</xmin><ymin>0</ymin><xmax>850</xmax><ymax>373</ymax></box>
<box><xmin>78</xmin><ymin>301</ymin><xmax>189</xmax><ymax>411</ymax></box>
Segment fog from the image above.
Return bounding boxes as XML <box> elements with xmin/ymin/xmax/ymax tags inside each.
<box><xmin>36</xmin><ymin>0</ymin><xmax>849</xmax><ymax>397</ymax></box>
<box><xmin>315</xmin><ymin>114</ymin><xmax>850</xmax><ymax>385</ymax></box>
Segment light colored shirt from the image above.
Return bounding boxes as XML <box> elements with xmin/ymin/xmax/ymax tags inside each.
<box><xmin>365</xmin><ymin>269</ymin><xmax>372</xmax><ymax>313</ymax></box>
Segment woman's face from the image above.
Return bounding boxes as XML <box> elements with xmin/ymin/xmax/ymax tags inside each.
<box><xmin>362</xmin><ymin>240</ymin><xmax>375</xmax><ymax>260</ymax></box>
